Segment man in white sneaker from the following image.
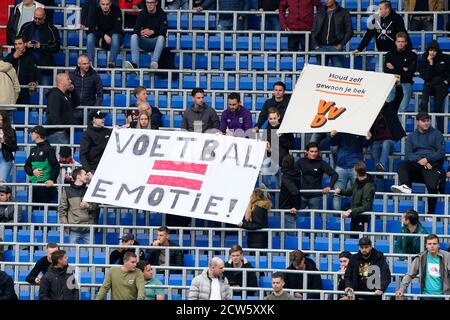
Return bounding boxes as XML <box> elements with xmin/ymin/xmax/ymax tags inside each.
<box><xmin>391</xmin><ymin>112</ymin><xmax>445</xmax><ymax>215</ymax></box>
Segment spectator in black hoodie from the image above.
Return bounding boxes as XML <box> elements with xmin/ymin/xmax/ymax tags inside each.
<box><xmin>258</xmin><ymin>0</ymin><xmax>281</xmax><ymax>31</ymax></box>
<box><xmin>337</xmin><ymin>251</ymin><xmax>351</xmax><ymax>299</ymax></box>
<box><xmin>109</xmin><ymin>233</ymin><xmax>145</xmax><ymax>264</ymax></box>
<box><xmin>26</xmin><ymin>242</ymin><xmax>59</xmax><ymax>285</ymax></box>
<box><xmin>279</xmin><ymin>155</ymin><xmax>302</xmax><ymax>233</ymax></box>
<box><xmin>265</xmin><ymin>107</ymin><xmax>295</xmax><ymax>167</ymax></box>
<box><xmin>255</xmin><ymin>81</ymin><xmax>290</xmax><ymax>131</ymax></box>
<box><xmin>284</xmin><ymin>250</ymin><xmax>323</xmax><ymax>299</ymax></box>
<box><xmin>147</xmin><ymin>226</ymin><xmax>184</xmax><ymax>267</ymax></box>
<box><xmin>224</xmin><ymin>244</ymin><xmax>258</xmax><ymax>295</ymax></box>
<box><xmin>0</xmin><ymin>270</ymin><xmax>18</xmax><ymax>300</ymax></box>
<box><xmin>344</xmin><ymin>237</ymin><xmax>391</xmax><ymax>300</ymax></box>
<box><xmin>418</xmin><ymin>40</ymin><xmax>450</xmax><ymax>134</ymax></box>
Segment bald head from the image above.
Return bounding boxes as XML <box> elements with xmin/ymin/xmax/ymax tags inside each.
<box><xmin>33</xmin><ymin>7</ymin><xmax>46</xmax><ymax>25</ymax></box>
<box><xmin>208</xmin><ymin>257</ymin><xmax>225</xmax><ymax>278</ymax></box>
<box><xmin>56</xmin><ymin>73</ymin><xmax>72</xmax><ymax>92</ymax></box>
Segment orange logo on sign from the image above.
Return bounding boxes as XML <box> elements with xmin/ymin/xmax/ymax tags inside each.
<box><xmin>310</xmin><ymin>100</ymin><xmax>346</xmax><ymax>128</ymax></box>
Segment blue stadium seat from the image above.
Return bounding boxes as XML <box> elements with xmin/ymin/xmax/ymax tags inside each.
<box><xmin>19</xmin><ymin>250</ymin><xmax>30</xmax><ymax>262</ymax></box>
<box><xmin>259</xmin><ymin>276</ymin><xmax>272</xmax><ymax>288</ymax></box>
<box><xmin>33</xmin><ymin>250</ymin><xmax>45</xmax><ymax>262</ymax></box>
<box><xmin>94</xmin><ymin>252</ymin><xmax>106</xmax><ymax>264</ymax></box>
<box><xmin>322</xmin><ymin>279</ymin><xmax>334</xmax><ymax>290</ymax></box>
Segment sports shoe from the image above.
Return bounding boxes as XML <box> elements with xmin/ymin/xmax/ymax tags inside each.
<box><xmin>150</xmin><ymin>61</ymin><xmax>158</xmax><ymax>70</ymax></box>
<box><xmin>391</xmin><ymin>184</ymin><xmax>412</xmax><ymax>194</ymax></box>
<box><xmin>124</xmin><ymin>60</ymin><xmax>137</xmax><ymax>69</ymax></box>
<box><xmin>375</xmin><ymin>163</ymin><xmax>385</xmax><ymax>172</ymax></box>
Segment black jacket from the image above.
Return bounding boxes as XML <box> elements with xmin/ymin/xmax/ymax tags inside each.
<box><xmin>357</xmin><ymin>9</ymin><xmax>411</xmax><ymax>52</ymax></box>
<box><xmin>0</xmin><ymin>129</ymin><xmax>18</xmax><ymax>162</ymax></box>
<box><xmin>109</xmin><ymin>240</ymin><xmax>146</xmax><ymax>265</ymax></box>
<box><xmin>133</xmin><ymin>6</ymin><xmax>168</xmax><ymax>38</ymax></box>
<box><xmin>384</xmin><ymin>48</ymin><xmax>417</xmax><ymax>84</ymax></box>
<box><xmin>45</xmin><ymin>87</ymin><xmax>80</xmax><ymax>134</ymax></box>
<box><xmin>419</xmin><ymin>40</ymin><xmax>450</xmax><ymax>86</ymax></box>
<box><xmin>81</xmin><ymin>0</ymin><xmax>99</xmax><ymax>28</ymax></box>
<box><xmin>79</xmin><ymin>126</ymin><xmax>112</xmax><ymax>173</ymax></box>
<box><xmin>296</xmin><ymin>156</ymin><xmax>338</xmax><ymax>198</ymax></box>
<box><xmin>91</xmin><ymin>4</ymin><xmax>123</xmax><ymax>39</ymax></box>
<box><xmin>256</xmin><ymin>95</ymin><xmax>291</xmax><ymax>129</ymax></box>
<box><xmin>0</xmin><ymin>270</ymin><xmax>18</xmax><ymax>300</ymax></box>
<box><xmin>39</xmin><ymin>265</ymin><xmax>79</xmax><ymax>300</ymax></box>
<box><xmin>69</xmin><ymin>66</ymin><xmax>103</xmax><ymax>106</ymax></box>
<box><xmin>284</xmin><ymin>258</ymin><xmax>323</xmax><ymax>299</ymax></box>
<box><xmin>266</xmin><ymin>123</ymin><xmax>295</xmax><ymax>164</ymax></box>
<box><xmin>18</xmin><ymin>20</ymin><xmax>60</xmax><ymax>66</ymax></box>
<box><xmin>24</xmin><ymin>140</ymin><xmax>60</xmax><ymax>183</ymax></box>
<box><xmin>26</xmin><ymin>256</ymin><xmax>51</xmax><ymax>284</ymax></box>
<box><xmin>279</xmin><ymin>166</ymin><xmax>302</xmax><ymax>210</ymax></box>
<box><xmin>241</xmin><ymin>202</ymin><xmax>269</xmax><ymax>249</ymax></box>
<box><xmin>147</xmin><ymin>240</ymin><xmax>184</xmax><ymax>267</ymax></box>
<box><xmin>312</xmin><ymin>5</ymin><xmax>353</xmax><ymax>47</ymax></box>
<box><xmin>4</xmin><ymin>50</ymin><xmax>39</xmax><ymax>85</ymax></box>
<box><xmin>224</xmin><ymin>259</ymin><xmax>258</xmax><ymax>288</ymax></box>
<box><xmin>344</xmin><ymin>248</ymin><xmax>391</xmax><ymax>297</ymax></box>
<box><xmin>257</xmin><ymin>0</ymin><xmax>280</xmax><ymax>11</ymax></box>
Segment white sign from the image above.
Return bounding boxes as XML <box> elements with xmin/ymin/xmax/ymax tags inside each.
<box><xmin>83</xmin><ymin>129</ymin><xmax>267</xmax><ymax>225</ymax></box>
<box><xmin>278</xmin><ymin>64</ymin><xmax>396</xmax><ymax>136</ymax></box>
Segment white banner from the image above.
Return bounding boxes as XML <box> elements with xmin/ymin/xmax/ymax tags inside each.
<box><xmin>278</xmin><ymin>64</ymin><xmax>396</xmax><ymax>136</ymax></box>
<box><xmin>83</xmin><ymin>129</ymin><xmax>267</xmax><ymax>225</ymax></box>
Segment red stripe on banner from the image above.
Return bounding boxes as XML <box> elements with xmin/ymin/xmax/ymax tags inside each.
<box><xmin>152</xmin><ymin>160</ymin><xmax>208</xmax><ymax>175</ymax></box>
<box><xmin>147</xmin><ymin>175</ymin><xmax>203</xmax><ymax>191</ymax></box>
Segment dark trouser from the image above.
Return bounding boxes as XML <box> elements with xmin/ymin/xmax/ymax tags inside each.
<box><xmin>288</xmin><ymin>34</ymin><xmax>306</xmax><ymax>51</ymax></box>
<box><xmin>398</xmin><ymin>161</ymin><xmax>442</xmax><ymax>214</ymax></box>
<box><xmin>350</xmin><ymin>214</ymin><xmax>370</xmax><ymax>238</ymax></box>
<box><xmin>17</xmin><ymin>88</ymin><xmax>31</xmax><ymax>104</ymax></box>
<box><xmin>419</xmin><ymin>82</ymin><xmax>449</xmax><ymax>133</ymax></box>
<box><xmin>32</xmin><ymin>186</ymin><xmax>57</xmax><ymax>208</ymax></box>
<box><xmin>357</xmin><ymin>293</ymin><xmax>383</xmax><ymax>301</ymax></box>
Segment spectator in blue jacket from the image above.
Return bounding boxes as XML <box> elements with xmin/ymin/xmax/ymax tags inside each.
<box><xmin>330</xmin><ymin>130</ymin><xmax>371</xmax><ymax>210</ymax></box>
<box><xmin>391</xmin><ymin>112</ymin><xmax>445</xmax><ymax>215</ymax></box>
<box><xmin>216</xmin><ymin>0</ymin><xmax>251</xmax><ymax>31</ymax></box>
<box><xmin>219</xmin><ymin>92</ymin><xmax>253</xmax><ymax>136</ymax></box>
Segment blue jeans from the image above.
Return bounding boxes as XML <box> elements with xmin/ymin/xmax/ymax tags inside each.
<box><xmin>315</xmin><ymin>45</ymin><xmax>344</xmax><ymax>68</ymax></box>
<box><xmin>166</xmin><ymin>0</ymin><xmax>189</xmax><ymax>9</ymax></box>
<box><xmin>264</xmin><ymin>14</ymin><xmax>281</xmax><ymax>31</ymax></box>
<box><xmin>69</xmin><ymin>231</ymin><xmax>90</xmax><ymax>244</ymax></box>
<box><xmin>47</xmin><ymin>131</ymin><xmax>69</xmax><ymax>144</ymax></box>
<box><xmin>86</xmin><ymin>33</ymin><xmax>123</xmax><ymax>65</ymax></box>
<box><xmin>333</xmin><ymin>166</ymin><xmax>356</xmax><ymax>210</ymax></box>
<box><xmin>386</xmin><ymin>83</ymin><xmax>413</xmax><ymax>112</ymax></box>
<box><xmin>131</xmin><ymin>34</ymin><xmax>166</xmax><ymax>66</ymax></box>
<box><xmin>0</xmin><ymin>151</ymin><xmax>12</xmax><ymax>182</ymax></box>
<box><xmin>372</xmin><ymin>139</ymin><xmax>395</xmax><ymax>172</ymax></box>
<box><xmin>301</xmin><ymin>196</ymin><xmax>322</xmax><ymax>210</ymax></box>
<box><xmin>217</xmin><ymin>17</ymin><xmax>245</xmax><ymax>30</ymax></box>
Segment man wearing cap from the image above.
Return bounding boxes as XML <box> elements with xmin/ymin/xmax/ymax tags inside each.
<box><xmin>109</xmin><ymin>233</ymin><xmax>145</xmax><ymax>265</ymax></box>
<box><xmin>391</xmin><ymin>111</ymin><xmax>445</xmax><ymax>215</ymax></box>
<box><xmin>0</xmin><ymin>186</ymin><xmax>16</xmax><ymax>223</ymax></box>
<box><xmin>344</xmin><ymin>237</ymin><xmax>391</xmax><ymax>300</ymax></box>
<box><xmin>57</xmin><ymin>146</ymin><xmax>80</xmax><ymax>185</ymax></box>
<box><xmin>24</xmin><ymin>125</ymin><xmax>60</xmax><ymax>204</ymax></box>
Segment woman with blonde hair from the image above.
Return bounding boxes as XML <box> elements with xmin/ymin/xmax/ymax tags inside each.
<box><xmin>238</xmin><ymin>189</ymin><xmax>271</xmax><ymax>248</ymax></box>
<box><xmin>136</xmin><ymin>110</ymin><xmax>152</xmax><ymax>129</ymax></box>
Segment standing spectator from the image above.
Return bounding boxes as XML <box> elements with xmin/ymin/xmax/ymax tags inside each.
<box><xmin>26</xmin><ymin>243</ymin><xmax>59</xmax><ymax>285</ymax></box>
<box><xmin>125</xmin><ymin>0</ymin><xmax>167</xmax><ymax>70</ymax></box>
<box><xmin>396</xmin><ymin>234</ymin><xmax>450</xmax><ymax>298</ymax></box>
<box><xmin>255</xmin><ymin>81</ymin><xmax>290</xmax><ymax>131</ymax></box>
<box><xmin>24</xmin><ymin>126</ymin><xmax>59</xmax><ymax>204</ymax></box>
<box><xmin>337</xmin><ymin>251</ymin><xmax>352</xmax><ymax>299</ymax></box>
<box><xmin>136</xmin><ymin>110</ymin><xmax>152</xmax><ymax>129</ymax></box>
<box><xmin>405</xmin><ymin>0</ymin><xmax>444</xmax><ymax>31</ymax></box>
<box><xmin>265</xmin><ymin>108</ymin><xmax>295</xmax><ymax>166</ymax></box>
<box><xmin>344</xmin><ymin>237</ymin><xmax>391</xmax><ymax>300</ymax></box>
<box><xmin>394</xmin><ymin>209</ymin><xmax>429</xmax><ymax>256</ymax></box>
<box><xmin>0</xmin><ymin>54</ymin><xmax>20</xmax><ymax>105</ymax></box>
<box><xmin>418</xmin><ymin>40</ymin><xmax>450</xmax><ymax>134</ymax></box>
<box><xmin>193</xmin><ymin>0</ymin><xmax>216</xmax><ymax>11</ymax></box>
<box><xmin>125</xmin><ymin>86</ymin><xmax>163</xmax><ymax>129</ymax></box>
<box><xmin>330</xmin><ymin>130</ymin><xmax>371</xmax><ymax>211</ymax></box>
<box><xmin>335</xmin><ymin>162</ymin><xmax>375</xmax><ymax>234</ymax></box>
<box><xmin>19</xmin><ymin>7</ymin><xmax>60</xmax><ymax>86</ymax></box>
<box><xmin>264</xmin><ymin>272</ymin><xmax>294</xmax><ymax>300</ymax></box>
<box><xmin>391</xmin><ymin>112</ymin><xmax>445</xmax><ymax>215</ymax></box>
<box><xmin>0</xmin><ymin>270</ymin><xmax>18</xmax><ymax>300</ymax></box>
<box><xmin>223</xmin><ymin>245</ymin><xmax>258</xmax><ymax>291</ymax></box>
<box><xmin>165</xmin><ymin>0</ymin><xmax>188</xmax><ymax>10</ymax></box>
<box><xmin>384</xmin><ymin>32</ymin><xmax>417</xmax><ymax>112</ymax></box>
<box><xmin>216</xmin><ymin>0</ymin><xmax>251</xmax><ymax>31</ymax></box>
<box><xmin>109</xmin><ymin>233</ymin><xmax>145</xmax><ymax>264</ymax></box>
<box><xmin>182</xmin><ymin>88</ymin><xmax>219</xmax><ymax>133</ymax></box>
<box><xmin>87</xmin><ymin>0</ymin><xmax>123</xmax><ymax>68</ymax></box>
<box><xmin>279</xmin><ymin>0</ymin><xmax>322</xmax><ymax>51</ymax></box>
<box><xmin>80</xmin><ymin>0</ymin><xmax>99</xmax><ymax>29</ymax></box>
<box><xmin>279</xmin><ymin>155</ymin><xmax>302</xmax><ymax>232</ymax></box>
<box><xmin>16</xmin><ymin>0</ymin><xmax>57</xmax><ymax>23</ymax></box>
<box><xmin>136</xmin><ymin>260</ymin><xmax>164</xmax><ymax>300</ymax></box>
<box><xmin>39</xmin><ymin>250</ymin><xmax>79</xmax><ymax>300</ymax></box>
<box><xmin>188</xmin><ymin>257</ymin><xmax>231</xmax><ymax>300</ymax></box>
<box><xmin>238</xmin><ymin>188</ymin><xmax>271</xmax><ymax>249</ymax></box>
<box><xmin>57</xmin><ymin>146</ymin><xmax>81</xmax><ymax>185</ymax></box>
<box><xmin>219</xmin><ymin>92</ymin><xmax>253</xmax><ymax>136</ymax></box>
<box><xmin>147</xmin><ymin>226</ymin><xmax>184</xmax><ymax>267</ymax></box>
<box><xmin>96</xmin><ymin>252</ymin><xmax>146</xmax><ymax>300</ymax></box>
<box><xmin>4</xmin><ymin>35</ymin><xmax>38</xmax><ymax>104</ymax></box>
<box><xmin>58</xmin><ymin>168</ymin><xmax>97</xmax><ymax>244</ymax></box>
<box><xmin>0</xmin><ymin>186</ymin><xmax>15</xmax><ymax>223</ymax></box>
<box><xmin>117</xmin><ymin>0</ymin><xmax>143</xmax><ymax>29</ymax></box>
<box><xmin>258</xmin><ymin>0</ymin><xmax>281</xmax><ymax>31</ymax></box>
<box><xmin>312</xmin><ymin>0</ymin><xmax>353</xmax><ymax>68</ymax></box>
<box><xmin>45</xmin><ymin>73</ymin><xmax>80</xmax><ymax>144</ymax></box>
<box><xmin>284</xmin><ymin>250</ymin><xmax>323</xmax><ymax>299</ymax></box>
<box><xmin>0</xmin><ymin>112</ymin><xmax>18</xmax><ymax>182</ymax></box>
<box><xmin>6</xmin><ymin>0</ymin><xmax>44</xmax><ymax>45</ymax></box>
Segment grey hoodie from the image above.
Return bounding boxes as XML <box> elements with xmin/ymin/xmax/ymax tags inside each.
<box><xmin>181</xmin><ymin>103</ymin><xmax>220</xmax><ymax>133</ymax></box>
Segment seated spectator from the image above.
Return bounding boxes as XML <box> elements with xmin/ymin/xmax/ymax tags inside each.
<box><xmin>193</xmin><ymin>0</ymin><xmax>216</xmax><ymax>12</ymax></box>
<box><xmin>0</xmin><ymin>111</ymin><xmax>18</xmax><ymax>182</ymax></box>
<box><xmin>312</xmin><ymin>0</ymin><xmax>353</xmax><ymax>68</ymax></box>
<box><xmin>125</xmin><ymin>86</ymin><xmax>163</xmax><ymax>129</ymax></box>
<box><xmin>216</xmin><ymin>0</ymin><xmax>250</xmax><ymax>31</ymax></box>
<box><xmin>335</xmin><ymin>162</ymin><xmax>375</xmax><ymax>234</ymax></box>
<box><xmin>337</xmin><ymin>251</ymin><xmax>351</xmax><ymax>300</ymax></box>
<box><xmin>265</xmin><ymin>107</ymin><xmax>294</xmax><ymax>166</ymax></box>
<box><xmin>26</xmin><ymin>242</ymin><xmax>59</xmax><ymax>285</ymax></box>
<box><xmin>0</xmin><ymin>53</ymin><xmax>20</xmax><ymax>105</ymax></box>
<box><xmin>7</xmin><ymin>0</ymin><xmax>44</xmax><ymax>45</ymax></box>
<box><xmin>284</xmin><ymin>250</ymin><xmax>323</xmax><ymax>299</ymax></box>
<box><xmin>165</xmin><ymin>0</ymin><xmax>188</xmax><ymax>10</ymax></box>
<box><xmin>125</xmin><ymin>0</ymin><xmax>167</xmax><ymax>69</ymax></box>
<box><xmin>147</xmin><ymin>226</ymin><xmax>184</xmax><ymax>267</ymax></box>
<box><xmin>87</xmin><ymin>0</ymin><xmax>123</xmax><ymax>68</ymax></box>
<box><xmin>279</xmin><ymin>155</ymin><xmax>301</xmax><ymax>232</ymax></box>
<box><xmin>57</xmin><ymin>146</ymin><xmax>80</xmax><ymax>185</ymax></box>
<box><xmin>109</xmin><ymin>233</ymin><xmax>145</xmax><ymax>264</ymax></box>
<box><xmin>219</xmin><ymin>92</ymin><xmax>253</xmax><ymax>136</ymax></box>
<box><xmin>188</xmin><ymin>257</ymin><xmax>231</xmax><ymax>300</ymax></box>
<box><xmin>136</xmin><ymin>110</ymin><xmax>152</xmax><ymax>129</ymax></box>
<box><xmin>136</xmin><ymin>260</ymin><xmax>164</xmax><ymax>300</ymax></box>
<box><xmin>264</xmin><ymin>272</ymin><xmax>293</xmax><ymax>300</ymax></box>
<box><xmin>391</xmin><ymin>112</ymin><xmax>445</xmax><ymax>215</ymax></box>
<box><xmin>224</xmin><ymin>245</ymin><xmax>258</xmax><ymax>291</ymax></box>
<box><xmin>238</xmin><ymin>189</ymin><xmax>270</xmax><ymax>249</ymax></box>
<box><xmin>0</xmin><ymin>270</ymin><xmax>18</xmax><ymax>300</ymax></box>
<box><xmin>97</xmin><ymin>252</ymin><xmax>146</xmax><ymax>300</ymax></box>
<box><xmin>255</xmin><ymin>81</ymin><xmax>290</xmax><ymax>131</ymax></box>
<box><xmin>258</xmin><ymin>0</ymin><xmax>281</xmax><ymax>31</ymax></box>
<box><xmin>182</xmin><ymin>88</ymin><xmax>219</xmax><ymax>132</ymax></box>
<box><xmin>394</xmin><ymin>209</ymin><xmax>429</xmax><ymax>256</ymax></box>
<box><xmin>4</xmin><ymin>35</ymin><xmax>38</xmax><ymax>104</ymax></box>
<box><xmin>418</xmin><ymin>40</ymin><xmax>450</xmax><ymax>133</ymax></box>
<box><xmin>0</xmin><ymin>186</ymin><xmax>16</xmax><ymax>223</ymax></box>
<box><xmin>405</xmin><ymin>0</ymin><xmax>443</xmax><ymax>31</ymax></box>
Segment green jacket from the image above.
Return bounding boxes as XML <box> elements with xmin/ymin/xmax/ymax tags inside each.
<box><xmin>341</xmin><ymin>175</ymin><xmax>375</xmax><ymax>216</ymax></box>
<box><xmin>394</xmin><ymin>223</ymin><xmax>429</xmax><ymax>255</ymax></box>
<box><xmin>24</xmin><ymin>141</ymin><xmax>60</xmax><ymax>183</ymax></box>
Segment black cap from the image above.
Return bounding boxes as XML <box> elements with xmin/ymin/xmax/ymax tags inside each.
<box><xmin>0</xmin><ymin>185</ymin><xmax>11</xmax><ymax>194</ymax></box>
<box><xmin>58</xmin><ymin>146</ymin><xmax>72</xmax><ymax>158</ymax></box>
<box><xmin>31</xmin><ymin>125</ymin><xmax>46</xmax><ymax>137</ymax></box>
<box><xmin>120</xmin><ymin>233</ymin><xmax>135</xmax><ymax>241</ymax></box>
<box><xmin>358</xmin><ymin>237</ymin><xmax>372</xmax><ymax>246</ymax></box>
<box><xmin>416</xmin><ymin>111</ymin><xmax>430</xmax><ymax>121</ymax></box>
<box><xmin>89</xmin><ymin>110</ymin><xmax>106</xmax><ymax>120</ymax></box>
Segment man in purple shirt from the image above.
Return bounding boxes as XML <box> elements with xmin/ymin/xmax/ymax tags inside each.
<box><xmin>219</xmin><ymin>92</ymin><xmax>253</xmax><ymax>136</ymax></box>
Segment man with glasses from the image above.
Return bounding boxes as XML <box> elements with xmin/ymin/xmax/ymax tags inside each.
<box><xmin>125</xmin><ymin>0</ymin><xmax>167</xmax><ymax>70</ymax></box>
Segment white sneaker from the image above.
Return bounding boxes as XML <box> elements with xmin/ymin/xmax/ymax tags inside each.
<box><xmin>123</xmin><ymin>60</ymin><xmax>136</xmax><ymax>69</ymax></box>
<box><xmin>391</xmin><ymin>184</ymin><xmax>412</xmax><ymax>194</ymax></box>
<box><xmin>150</xmin><ymin>61</ymin><xmax>158</xmax><ymax>70</ymax></box>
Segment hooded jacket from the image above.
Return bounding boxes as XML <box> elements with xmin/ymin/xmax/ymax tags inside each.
<box><xmin>24</xmin><ymin>140</ymin><xmax>60</xmax><ymax>183</ymax></box>
<box><xmin>0</xmin><ymin>61</ymin><xmax>20</xmax><ymax>105</ymax></box>
<box><xmin>340</xmin><ymin>175</ymin><xmax>375</xmax><ymax>217</ymax></box>
<box><xmin>182</xmin><ymin>103</ymin><xmax>220</xmax><ymax>132</ymax></box>
<box><xmin>330</xmin><ymin>133</ymin><xmax>371</xmax><ymax>169</ymax></box>
<box><xmin>419</xmin><ymin>40</ymin><xmax>450</xmax><ymax>86</ymax></box>
<box><xmin>6</xmin><ymin>1</ymin><xmax>45</xmax><ymax>45</ymax></box>
<box><xmin>188</xmin><ymin>269</ymin><xmax>231</xmax><ymax>300</ymax></box>
<box><xmin>284</xmin><ymin>258</ymin><xmax>323</xmax><ymax>299</ymax></box>
<box><xmin>312</xmin><ymin>5</ymin><xmax>353</xmax><ymax>47</ymax></box>
<box><xmin>147</xmin><ymin>240</ymin><xmax>184</xmax><ymax>267</ymax></box>
<box><xmin>296</xmin><ymin>156</ymin><xmax>338</xmax><ymax>198</ymax></box>
<box><xmin>91</xmin><ymin>4</ymin><xmax>123</xmax><ymax>40</ymax></box>
<box><xmin>394</xmin><ymin>222</ymin><xmax>429</xmax><ymax>255</ymax></box>
<box><xmin>256</xmin><ymin>95</ymin><xmax>291</xmax><ymax>129</ymax></box>
<box><xmin>4</xmin><ymin>50</ymin><xmax>38</xmax><ymax>86</ymax></box>
<box><xmin>0</xmin><ymin>197</ymin><xmax>16</xmax><ymax>223</ymax></box>
<box><xmin>279</xmin><ymin>166</ymin><xmax>302</xmax><ymax>210</ymax></box>
<box><xmin>241</xmin><ymin>200</ymin><xmax>271</xmax><ymax>249</ymax></box>
<box><xmin>0</xmin><ymin>270</ymin><xmax>18</xmax><ymax>300</ymax></box>
<box><xmin>79</xmin><ymin>125</ymin><xmax>112</xmax><ymax>173</ymax></box>
<box><xmin>69</xmin><ymin>66</ymin><xmax>103</xmax><ymax>106</ymax></box>
<box><xmin>39</xmin><ymin>265</ymin><xmax>79</xmax><ymax>300</ymax></box>
<box><xmin>45</xmin><ymin>87</ymin><xmax>80</xmax><ymax>134</ymax></box>
<box><xmin>405</xmin><ymin>126</ymin><xmax>445</xmax><ymax>166</ymax></box>
<box><xmin>279</xmin><ymin>0</ymin><xmax>323</xmax><ymax>31</ymax></box>
<box><xmin>224</xmin><ymin>258</ymin><xmax>258</xmax><ymax>288</ymax></box>
<box><xmin>133</xmin><ymin>6</ymin><xmax>168</xmax><ymax>38</ymax></box>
